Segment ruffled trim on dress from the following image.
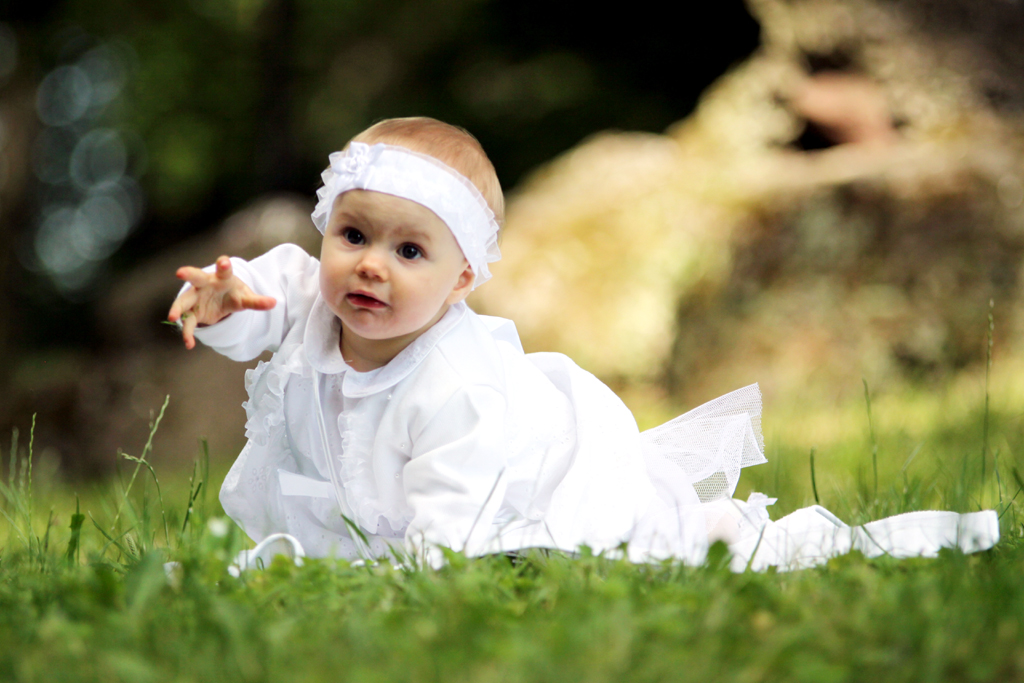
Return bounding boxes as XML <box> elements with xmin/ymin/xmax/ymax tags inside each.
<box><xmin>336</xmin><ymin>404</ymin><xmax>378</xmax><ymax>530</ymax></box>
<box><xmin>336</xmin><ymin>404</ymin><xmax>414</xmax><ymax>533</ymax></box>
<box><xmin>243</xmin><ymin>360</ymin><xmax>288</xmax><ymax>447</ymax></box>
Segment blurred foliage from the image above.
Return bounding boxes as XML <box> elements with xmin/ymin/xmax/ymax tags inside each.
<box><xmin>1</xmin><ymin>0</ymin><xmax>759</xmax><ymax>350</ymax></box>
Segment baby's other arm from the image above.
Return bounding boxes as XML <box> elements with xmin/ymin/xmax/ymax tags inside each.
<box><xmin>168</xmin><ymin>244</ymin><xmax>320</xmax><ymax>361</ymax></box>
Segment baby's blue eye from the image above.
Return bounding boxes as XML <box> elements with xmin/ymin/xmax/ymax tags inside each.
<box><xmin>398</xmin><ymin>244</ymin><xmax>422</xmax><ymax>260</ymax></box>
<box><xmin>343</xmin><ymin>228</ymin><xmax>365</xmax><ymax>245</ymax></box>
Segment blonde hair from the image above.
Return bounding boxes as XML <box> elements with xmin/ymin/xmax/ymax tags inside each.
<box><xmin>352</xmin><ymin>117</ymin><xmax>505</xmax><ymax>226</ymax></box>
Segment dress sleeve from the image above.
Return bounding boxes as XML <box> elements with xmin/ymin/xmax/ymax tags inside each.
<box><xmin>402</xmin><ymin>384</ymin><xmax>508</xmax><ymax>566</ymax></box>
<box><xmin>191</xmin><ymin>243</ymin><xmax>321</xmax><ymax>361</ymax></box>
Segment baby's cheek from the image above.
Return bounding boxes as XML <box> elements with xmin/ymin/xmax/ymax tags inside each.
<box><xmin>319</xmin><ymin>266</ymin><xmax>343</xmax><ymax>303</ymax></box>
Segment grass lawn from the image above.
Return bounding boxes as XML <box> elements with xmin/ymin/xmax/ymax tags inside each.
<box><xmin>3</xmin><ymin>372</ymin><xmax>1024</xmax><ymax>683</ymax></box>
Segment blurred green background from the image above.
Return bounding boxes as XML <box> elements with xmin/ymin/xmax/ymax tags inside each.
<box><xmin>3</xmin><ymin>0</ymin><xmax>1024</xmax><ymax>513</ymax></box>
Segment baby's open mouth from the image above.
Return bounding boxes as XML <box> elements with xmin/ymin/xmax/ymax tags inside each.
<box><xmin>347</xmin><ymin>292</ymin><xmax>386</xmax><ymax>308</ymax></box>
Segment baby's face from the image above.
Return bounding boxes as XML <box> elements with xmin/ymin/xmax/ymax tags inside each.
<box><xmin>320</xmin><ymin>189</ymin><xmax>473</xmax><ymax>347</ymax></box>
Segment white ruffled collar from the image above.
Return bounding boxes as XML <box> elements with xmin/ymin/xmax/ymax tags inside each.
<box><xmin>302</xmin><ymin>296</ymin><xmax>468</xmax><ymax>397</ymax></box>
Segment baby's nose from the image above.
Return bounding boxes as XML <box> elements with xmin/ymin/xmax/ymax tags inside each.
<box><xmin>356</xmin><ymin>249</ymin><xmax>388</xmax><ymax>280</ymax></box>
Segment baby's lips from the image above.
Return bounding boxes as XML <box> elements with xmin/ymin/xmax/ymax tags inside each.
<box><xmin>347</xmin><ymin>292</ymin><xmax>387</xmax><ymax>308</ymax></box>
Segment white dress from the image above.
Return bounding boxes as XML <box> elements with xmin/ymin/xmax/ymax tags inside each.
<box><xmin>195</xmin><ymin>244</ymin><xmax>1000</xmax><ymax>570</ymax></box>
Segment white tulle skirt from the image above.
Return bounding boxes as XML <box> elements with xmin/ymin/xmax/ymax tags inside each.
<box><xmin>633</xmin><ymin>383</ymin><xmax>998</xmax><ymax>570</ymax></box>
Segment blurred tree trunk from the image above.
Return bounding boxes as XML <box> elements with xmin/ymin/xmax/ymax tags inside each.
<box><xmin>0</xmin><ymin>86</ymin><xmax>38</xmax><ymax>409</ymax></box>
<box><xmin>253</xmin><ymin>0</ymin><xmax>299</xmax><ymax>193</ymax></box>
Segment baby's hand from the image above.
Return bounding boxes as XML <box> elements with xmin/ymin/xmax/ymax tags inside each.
<box><xmin>168</xmin><ymin>256</ymin><xmax>277</xmax><ymax>350</ymax></box>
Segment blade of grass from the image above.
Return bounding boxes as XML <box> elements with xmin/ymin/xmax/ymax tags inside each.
<box><xmin>0</xmin><ymin>506</ymin><xmax>28</xmax><ymax>546</ymax></box>
<box><xmin>26</xmin><ymin>414</ymin><xmax>34</xmax><ymax>536</ymax></box>
<box><xmin>995</xmin><ymin>449</ymin><xmax>1004</xmax><ymax>507</ymax></box>
<box><xmin>743</xmin><ymin>524</ymin><xmax>768</xmax><ymax>573</ymax></box>
<box><xmin>90</xmin><ymin>513</ymin><xmax>136</xmax><ymax>562</ymax></box>
<box><xmin>120</xmin><ymin>450</ymin><xmax>170</xmax><ymax>548</ymax></box>
<box><xmin>809</xmin><ymin>447</ymin><xmax>820</xmax><ymax>505</ymax></box>
<box><xmin>997</xmin><ymin>484</ymin><xmax>1022</xmax><ymax>520</ymax></box>
<box><xmin>7</xmin><ymin>426</ymin><xmax>16</xmax><ymax>490</ymax></box>
<box><xmin>181</xmin><ymin>479</ymin><xmax>203</xmax><ymax>535</ymax></box>
<box><xmin>341</xmin><ymin>513</ymin><xmax>374</xmax><ymax>561</ymax></box>
<box><xmin>1003</xmin><ymin>468</ymin><xmax>1024</xmax><ymax>522</ymax></box>
<box><xmin>181</xmin><ymin>439</ymin><xmax>212</xmax><ymax>539</ymax></box>
<box><xmin>65</xmin><ymin>495</ymin><xmax>84</xmax><ymax>566</ymax></box>
<box><xmin>982</xmin><ymin>299</ymin><xmax>994</xmax><ymax>485</ymax></box>
<box><xmin>200</xmin><ymin>438</ymin><xmax>210</xmax><ymax>522</ymax></box>
<box><xmin>862</xmin><ymin>379</ymin><xmax>878</xmax><ymax>503</ymax></box>
<box><xmin>464</xmin><ymin>467</ymin><xmax>506</xmax><ymax>554</ymax></box>
<box><xmin>42</xmin><ymin>509</ymin><xmax>54</xmax><ymax>554</ymax></box>
<box><xmin>112</xmin><ymin>396</ymin><xmax>169</xmax><ymax>531</ymax></box>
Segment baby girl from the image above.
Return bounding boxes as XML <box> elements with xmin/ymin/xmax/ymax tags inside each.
<box><xmin>168</xmin><ymin>117</ymin><xmax>996</xmax><ymax>569</ymax></box>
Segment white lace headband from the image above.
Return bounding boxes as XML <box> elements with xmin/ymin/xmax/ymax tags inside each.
<box><xmin>311</xmin><ymin>142</ymin><xmax>501</xmax><ymax>289</ymax></box>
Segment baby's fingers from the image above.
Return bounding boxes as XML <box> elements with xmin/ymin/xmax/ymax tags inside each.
<box><xmin>176</xmin><ymin>265</ymin><xmax>214</xmax><ymax>290</ymax></box>
<box><xmin>167</xmin><ymin>287</ymin><xmax>197</xmax><ymax>323</ymax></box>
<box><xmin>214</xmin><ymin>255</ymin><xmax>233</xmax><ymax>281</ymax></box>
<box><xmin>180</xmin><ymin>312</ymin><xmax>199</xmax><ymax>350</ymax></box>
<box><xmin>240</xmin><ymin>294</ymin><xmax>277</xmax><ymax>312</ymax></box>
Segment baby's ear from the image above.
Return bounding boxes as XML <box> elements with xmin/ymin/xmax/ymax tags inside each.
<box><xmin>446</xmin><ymin>262</ymin><xmax>475</xmax><ymax>304</ymax></box>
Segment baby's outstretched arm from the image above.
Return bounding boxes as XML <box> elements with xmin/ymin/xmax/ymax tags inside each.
<box><xmin>168</xmin><ymin>255</ymin><xmax>277</xmax><ymax>350</ymax></box>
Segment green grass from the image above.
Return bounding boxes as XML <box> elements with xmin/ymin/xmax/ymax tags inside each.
<box><xmin>4</xmin><ymin>378</ymin><xmax>1024</xmax><ymax>682</ymax></box>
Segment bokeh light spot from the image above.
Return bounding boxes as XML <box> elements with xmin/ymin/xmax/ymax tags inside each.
<box><xmin>37</xmin><ymin>65</ymin><xmax>93</xmax><ymax>127</ymax></box>
<box><xmin>36</xmin><ymin>207</ymin><xmax>87</xmax><ymax>275</ymax></box>
<box><xmin>70</xmin><ymin>128</ymin><xmax>127</xmax><ymax>190</ymax></box>
<box><xmin>78</xmin><ymin>45</ymin><xmax>127</xmax><ymax>108</ymax></box>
